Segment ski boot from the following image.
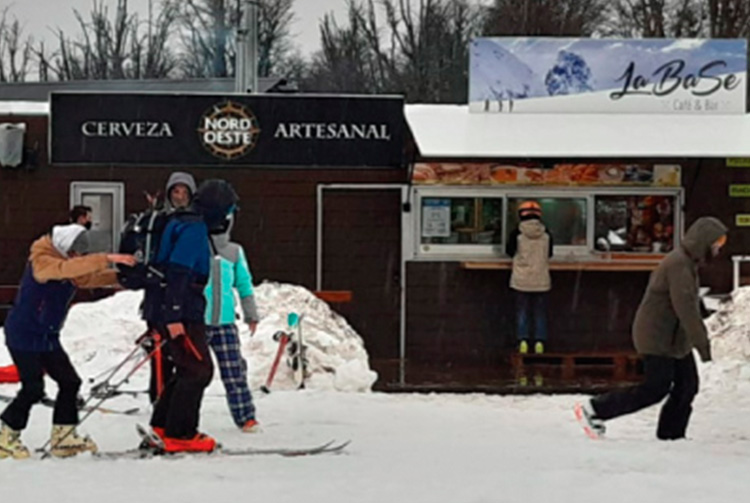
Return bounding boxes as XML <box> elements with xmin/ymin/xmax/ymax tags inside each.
<box><xmin>574</xmin><ymin>401</ymin><xmax>606</xmax><ymax>439</ymax></box>
<box><xmin>163</xmin><ymin>432</ymin><xmax>217</xmax><ymax>453</ymax></box>
<box><xmin>0</xmin><ymin>422</ymin><xmax>30</xmax><ymax>460</ymax></box>
<box><xmin>138</xmin><ymin>426</ymin><xmax>166</xmax><ymax>451</ymax></box>
<box><xmin>242</xmin><ymin>419</ymin><xmax>261</xmax><ymax>433</ymax></box>
<box><xmin>518</xmin><ymin>340</ymin><xmax>529</xmax><ymax>354</ymax></box>
<box><xmin>49</xmin><ymin>425</ymin><xmax>98</xmax><ymax>458</ymax></box>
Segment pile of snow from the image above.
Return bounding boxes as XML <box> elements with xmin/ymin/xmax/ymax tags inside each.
<box><xmin>0</xmin><ymin>282</ymin><xmax>377</xmax><ymax>393</ymax></box>
<box><xmin>249</xmin><ymin>282</ymin><xmax>376</xmax><ymax>392</ymax></box>
<box><xmin>699</xmin><ymin>286</ymin><xmax>750</xmax><ymax>405</ymax></box>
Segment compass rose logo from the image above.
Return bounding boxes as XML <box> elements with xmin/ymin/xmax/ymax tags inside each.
<box><xmin>198</xmin><ymin>101</ymin><xmax>261</xmax><ymax>160</ymax></box>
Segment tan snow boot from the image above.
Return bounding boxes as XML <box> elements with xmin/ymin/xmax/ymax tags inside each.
<box><xmin>50</xmin><ymin>425</ymin><xmax>98</xmax><ymax>458</ymax></box>
<box><xmin>0</xmin><ymin>422</ymin><xmax>30</xmax><ymax>460</ymax></box>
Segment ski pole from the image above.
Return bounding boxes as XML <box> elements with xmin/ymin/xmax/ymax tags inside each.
<box><xmin>180</xmin><ymin>334</ymin><xmax>203</xmax><ymax>361</ymax></box>
<box><xmin>153</xmin><ymin>332</ymin><xmax>164</xmax><ymax>399</ymax></box>
<box><xmin>87</xmin><ymin>332</ymin><xmax>156</xmax><ymax>400</ymax></box>
<box><xmin>86</xmin><ymin>342</ymin><xmax>144</xmax><ymax>386</ymax></box>
<box><xmin>40</xmin><ymin>339</ymin><xmax>167</xmax><ymax>459</ymax></box>
<box><xmin>260</xmin><ymin>331</ymin><xmax>290</xmax><ymax>394</ymax></box>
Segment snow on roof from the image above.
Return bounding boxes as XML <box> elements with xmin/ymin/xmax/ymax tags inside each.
<box><xmin>0</xmin><ymin>101</ymin><xmax>50</xmax><ymax>116</ymax></box>
<box><xmin>405</xmin><ymin>104</ymin><xmax>750</xmax><ymax>158</ymax></box>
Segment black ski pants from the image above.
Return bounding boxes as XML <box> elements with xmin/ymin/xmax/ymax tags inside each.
<box><xmin>146</xmin><ymin>323</ymin><xmax>176</xmax><ymax>404</ymax></box>
<box><xmin>150</xmin><ymin>323</ymin><xmax>213</xmax><ymax>439</ymax></box>
<box><xmin>591</xmin><ymin>353</ymin><xmax>699</xmax><ymax>440</ymax></box>
<box><xmin>0</xmin><ymin>348</ymin><xmax>82</xmax><ymax>430</ymax></box>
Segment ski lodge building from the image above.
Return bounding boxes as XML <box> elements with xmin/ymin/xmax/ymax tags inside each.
<box><xmin>2</xmin><ymin>38</ymin><xmax>750</xmax><ymax>392</ymax></box>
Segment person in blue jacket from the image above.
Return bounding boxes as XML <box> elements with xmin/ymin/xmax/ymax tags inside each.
<box><xmin>204</xmin><ymin>212</ymin><xmax>260</xmax><ymax>432</ymax></box>
<box><xmin>143</xmin><ymin>179</ymin><xmax>238</xmax><ymax>453</ymax></box>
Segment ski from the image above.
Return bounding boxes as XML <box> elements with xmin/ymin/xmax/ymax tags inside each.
<box><xmin>286</xmin><ymin>312</ymin><xmax>308</xmax><ymax>390</ymax></box>
<box><xmin>0</xmin><ymin>393</ymin><xmax>140</xmax><ymax>416</ymax></box>
<box><xmin>90</xmin><ymin>423</ymin><xmax>350</xmax><ymax>459</ymax></box>
<box><xmin>95</xmin><ymin>440</ymin><xmax>350</xmax><ymax>459</ymax></box>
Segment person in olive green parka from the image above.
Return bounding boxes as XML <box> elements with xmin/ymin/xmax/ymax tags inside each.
<box><xmin>577</xmin><ymin>217</ymin><xmax>728</xmax><ymax>440</ymax></box>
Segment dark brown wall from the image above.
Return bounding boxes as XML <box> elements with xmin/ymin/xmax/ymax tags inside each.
<box><xmin>2</xmin><ymin>114</ymin><xmax>747</xmax><ymax>370</ymax></box>
<box><xmin>0</xmin><ymin>115</ymin><xmax>406</xmax><ymax>291</ymax></box>
<box><xmin>406</xmin><ymin>264</ymin><xmax>650</xmax><ymax>364</ymax></box>
<box><xmin>687</xmin><ymin>158</ymin><xmax>749</xmax><ymax>292</ymax></box>
<box><xmin>322</xmin><ymin>190</ymin><xmax>403</xmax><ymax>360</ymax></box>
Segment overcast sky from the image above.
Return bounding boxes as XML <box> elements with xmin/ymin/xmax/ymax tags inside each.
<box><xmin>0</xmin><ymin>0</ymin><xmax>351</xmax><ymax>58</ymax></box>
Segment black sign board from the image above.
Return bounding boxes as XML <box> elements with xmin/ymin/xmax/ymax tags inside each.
<box><xmin>50</xmin><ymin>93</ymin><xmax>406</xmax><ymax>168</ymax></box>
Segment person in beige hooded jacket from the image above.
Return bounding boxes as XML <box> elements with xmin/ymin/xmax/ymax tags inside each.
<box><xmin>0</xmin><ymin>224</ymin><xmax>135</xmax><ymax>459</ymax></box>
<box><xmin>508</xmin><ymin>201</ymin><xmax>553</xmax><ymax>355</ymax></box>
<box><xmin>576</xmin><ymin>216</ymin><xmax>728</xmax><ymax>441</ymax></box>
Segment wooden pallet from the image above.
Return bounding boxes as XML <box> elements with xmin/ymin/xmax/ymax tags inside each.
<box><xmin>510</xmin><ymin>352</ymin><xmax>641</xmax><ymax>380</ymax></box>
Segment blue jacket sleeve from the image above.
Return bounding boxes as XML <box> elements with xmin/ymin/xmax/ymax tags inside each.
<box><xmin>163</xmin><ymin>221</ymin><xmax>210</xmax><ymax>324</ymax></box>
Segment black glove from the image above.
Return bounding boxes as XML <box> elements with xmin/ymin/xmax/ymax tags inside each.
<box><xmin>135</xmin><ymin>329</ymin><xmax>155</xmax><ymax>352</ymax></box>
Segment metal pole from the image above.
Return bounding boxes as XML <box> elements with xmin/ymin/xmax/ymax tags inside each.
<box><xmin>235</xmin><ymin>1</ymin><xmax>259</xmax><ymax>93</ymax></box>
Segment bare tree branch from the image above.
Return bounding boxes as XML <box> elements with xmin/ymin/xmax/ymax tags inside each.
<box><xmin>178</xmin><ymin>0</ymin><xmax>294</xmax><ymax>78</ymax></box>
<box><xmin>36</xmin><ymin>0</ymin><xmax>179</xmax><ymax>81</ymax></box>
<box><xmin>0</xmin><ymin>7</ymin><xmax>34</xmax><ymax>82</ymax></box>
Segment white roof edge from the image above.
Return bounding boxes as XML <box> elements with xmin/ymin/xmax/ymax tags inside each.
<box><xmin>405</xmin><ymin>104</ymin><xmax>750</xmax><ymax>158</ymax></box>
<box><xmin>0</xmin><ymin>101</ymin><xmax>50</xmax><ymax>116</ymax></box>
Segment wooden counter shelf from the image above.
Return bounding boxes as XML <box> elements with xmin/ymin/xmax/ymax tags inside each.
<box><xmin>462</xmin><ymin>254</ymin><xmax>665</xmax><ymax>272</ymax></box>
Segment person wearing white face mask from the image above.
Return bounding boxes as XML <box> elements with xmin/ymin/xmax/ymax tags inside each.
<box><xmin>0</xmin><ymin>223</ymin><xmax>135</xmax><ymax>459</ymax></box>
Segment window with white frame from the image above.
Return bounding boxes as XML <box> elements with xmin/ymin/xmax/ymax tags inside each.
<box><xmin>417</xmin><ymin>191</ymin><xmax>505</xmax><ymax>256</ymax></box>
<box><xmin>70</xmin><ymin>182</ymin><xmax>125</xmax><ymax>253</ymax></box>
<box><xmin>414</xmin><ymin>187</ymin><xmax>682</xmax><ymax>259</ymax></box>
<box><xmin>594</xmin><ymin>194</ymin><xmax>677</xmax><ymax>253</ymax></box>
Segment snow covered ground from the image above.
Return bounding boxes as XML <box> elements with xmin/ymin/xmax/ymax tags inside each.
<box><xmin>1</xmin><ymin>285</ymin><xmax>750</xmax><ymax>502</ymax></box>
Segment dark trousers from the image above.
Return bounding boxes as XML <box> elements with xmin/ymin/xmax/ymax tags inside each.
<box><xmin>0</xmin><ymin>348</ymin><xmax>82</xmax><ymax>430</ymax></box>
<box><xmin>148</xmin><ymin>337</ymin><xmax>176</xmax><ymax>404</ymax></box>
<box><xmin>516</xmin><ymin>291</ymin><xmax>548</xmax><ymax>341</ymax></box>
<box><xmin>150</xmin><ymin>323</ymin><xmax>213</xmax><ymax>439</ymax></box>
<box><xmin>591</xmin><ymin>353</ymin><xmax>699</xmax><ymax>440</ymax></box>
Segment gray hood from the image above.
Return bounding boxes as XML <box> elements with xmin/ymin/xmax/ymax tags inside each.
<box><xmin>519</xmin><ymin>219</ymin><xmax>546</xmax><ymax>239</ymax></box>
<box><xmin>165</xmin><ymin>172</ymin><xmax>197</xmax><ymax>210</ymax></box>
<box><xmin>681</xmin><ymin>217</ymin><xmax>727</xmax><ymax>261</ymax></box>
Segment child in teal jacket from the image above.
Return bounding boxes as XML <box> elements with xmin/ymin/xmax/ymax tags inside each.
<box><xmin>204</xmin><ymin>214</ymin><xmax>260</xmax><ymax>432</ymax></box>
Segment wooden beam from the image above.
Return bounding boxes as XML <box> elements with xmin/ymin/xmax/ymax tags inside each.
<box><xmin>314</xmin><ymin>290</ymin><xmax>353</xmax><ymax>303</ymax></box>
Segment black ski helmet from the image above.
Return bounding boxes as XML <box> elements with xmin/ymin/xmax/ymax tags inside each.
<box><xmin>192</xmin><ymin>179</ymin><xmax>239</xmax><ymax>231</ymax></box>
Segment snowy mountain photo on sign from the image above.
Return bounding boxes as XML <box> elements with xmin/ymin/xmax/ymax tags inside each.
<box><xmin>469</xmin><ymin>38</ymin><xmax>747</xmax><ymax>112</ymax></box>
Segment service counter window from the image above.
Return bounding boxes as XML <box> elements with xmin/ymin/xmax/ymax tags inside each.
<box><xmin>507</xmin><ymin>197</ymin><xmax>588</xmax><ymax>252</ymax></box>
<box><xmin>595</xmin><ymin>194</ymin><xmax>678</xmax><ymax>254</ymax></box>
<box><xmin>414</xmin><ymin>187</ymin><xmax>683</xmax><ymax>260</ymax></box>
<box><xmin>419</xmin><ymin>195</ymin><xmax>504</xmax><ymax>255</ymax></box>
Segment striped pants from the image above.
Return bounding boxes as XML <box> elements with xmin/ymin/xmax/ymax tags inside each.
<box><xmin>206</xmin><ymin>324</ymin><xmax>256</xmax><ymax>427</ymax></box>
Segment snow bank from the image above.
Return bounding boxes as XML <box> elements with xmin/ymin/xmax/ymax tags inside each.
<box><xmin>0</xmin><ymin>282</ymin><xmax>377</xmax><ymax>393</ymax></box>
<box><xmin>248</xmin><ymin>282</ymin><xmax>377</xmax><ymax>392</ymax></box>
<box><xmin>698</xmin><ymin>287</ymin><xmax>750</xmax><ymax>404</ymax></box>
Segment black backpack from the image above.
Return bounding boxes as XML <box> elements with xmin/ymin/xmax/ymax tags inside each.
<box><xmin>117</xmin><ymin>209</ymin><xmax>172</xmax><ymax>290</ymax></box>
